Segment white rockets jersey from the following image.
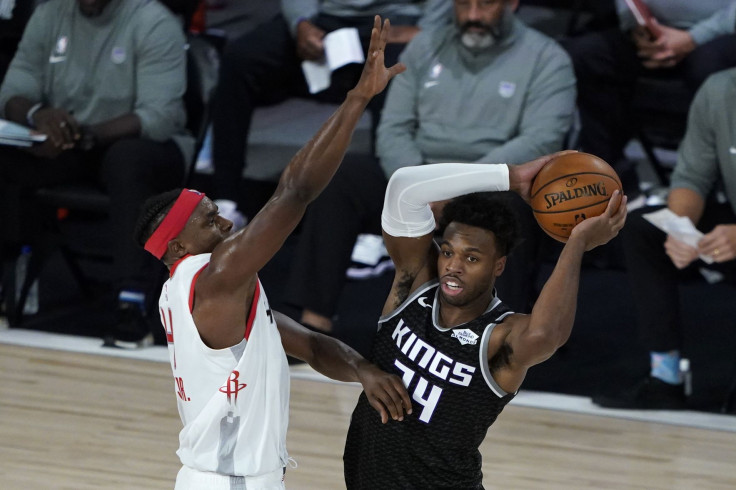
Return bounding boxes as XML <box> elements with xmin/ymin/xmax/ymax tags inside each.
<box><xmin>158</xmin><ymin>253</ymin><xmax>290</xmax><ymax>477</ymax></box>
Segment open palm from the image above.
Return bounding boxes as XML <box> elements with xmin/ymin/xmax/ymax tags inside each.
<box><xmin>352</xmin><ymin>16</ymin><xmax>406</xmax><ymax>99</ymax></box>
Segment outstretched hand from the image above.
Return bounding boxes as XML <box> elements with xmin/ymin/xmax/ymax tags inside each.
<box><xmin>358</xmin><ymin>363</ymin><xmax>412</xmax><ymax>424</ymax></box>
<box><xmin>509</xmin><ymin>150</ymin><xmax>578</xmax><ymax>203</ymax></box>
<box><xmin>569</xmin><ymin>190</ymin><xmax>628</xmax><ymax>251</ymax></box>
<box><xmin>350</xmin><ymin>16</ymin><xmax>407</xmax><ymax>100</ymax></box>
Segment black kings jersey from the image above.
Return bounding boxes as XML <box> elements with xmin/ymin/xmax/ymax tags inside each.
<box><xmin>344</xmin><ymin>280</ymin><xmax>515</xmax><ymax>490</ymax></box>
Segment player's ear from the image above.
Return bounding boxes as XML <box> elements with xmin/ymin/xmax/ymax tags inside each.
<box><xmin>167</xmin><ymin>238</ymin><xmax>187</xmax><ymax>261</ymax></box>
<box><xmin>494</xmin><ymin>255</ymin><xmax>507</xmax><ymax>277</ymax></box>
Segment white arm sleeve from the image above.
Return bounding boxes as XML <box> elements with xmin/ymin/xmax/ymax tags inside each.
<box><xmin>381</xmin><ymin>163</ymin><xmax>510</xmax><ymax>237</ymax></box>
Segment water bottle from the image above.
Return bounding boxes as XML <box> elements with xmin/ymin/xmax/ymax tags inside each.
<box><xmin>15</xmin><ymin>245</ymin><xmax>39</xmax><ymax>315</ymax></box>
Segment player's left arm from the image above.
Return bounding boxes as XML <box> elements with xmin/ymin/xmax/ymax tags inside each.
<box><xmin>274</xmin><ymin>311</ymin><xmax>412</xmax><ymax>423</ymax></box>
<box><xmin>498</xmin><ymin>193</ymin><xmax>627</xmax><ymax>388</ymax></box>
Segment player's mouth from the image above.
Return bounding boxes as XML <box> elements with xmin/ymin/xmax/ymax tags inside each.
<box><xmin>441</xmin><ymin>277</ymin><xmax>464</xmax><ymax>297</ymax></box>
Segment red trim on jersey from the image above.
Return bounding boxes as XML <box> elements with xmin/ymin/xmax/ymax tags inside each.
<box><xmin>188</xmin><ymin>264</ymin><xmax>208</xmax><ymax>313</ymax></box>
<box><xmin>244</xmin><ymin>280</ymin><xmax>261</xmax><ymax>341</ymax></box>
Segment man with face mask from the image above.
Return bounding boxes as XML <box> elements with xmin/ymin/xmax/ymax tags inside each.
<box><xmin>283</xmin><ymin>0</ymin><xmax>576</xmax><ymax>337</ymax></box>
<box><xmin>0</xmin><ymin>0</ymin><xmax>193</xmax><ymax>344</ymax></box>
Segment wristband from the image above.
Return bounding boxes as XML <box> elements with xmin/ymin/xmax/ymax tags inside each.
<box><xmin>26</xmin><ymin>102</ymin><xmax>43</xmax><ymax>128</ymax></box>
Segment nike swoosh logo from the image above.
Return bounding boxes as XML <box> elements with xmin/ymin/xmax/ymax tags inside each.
<box><xmin>423</xmin><ymin>81</ymin><xmax>439</xmax><ymax>89</ymax></box>
<box><xmin>418</xmin><ymin>296</ymin><xmax>432</xmax><ymax>308</ymax></box>
<box><xmin>730</xmin><ymin>146</ymin><xmax>736</xmax><ymax>155</ymax></box>
<box><xmin>49</xmin><ymin>55</ymin><xmax>66</xmax><ymax>63</ymax></box>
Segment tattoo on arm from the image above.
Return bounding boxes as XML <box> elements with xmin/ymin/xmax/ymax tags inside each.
<box><xmin>392</xmin><ymin>272</ymin><xmax>416</xmax><ymax>310</ymax></box>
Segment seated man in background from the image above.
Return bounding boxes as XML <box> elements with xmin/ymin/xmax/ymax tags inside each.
<box><xmin>209</xmin><ymin>0</ymin><xmax>452</xmax><ymax>223</ymax></box>
<box><xmin>0</xmin><ymin>0</ymin><xmax>194</xmax><ymax>346</ymax></box>
<box><xmin>593</xmin><ymin>67</ymin><xmax>736</xmax><ymax>410</ymax></box>
<box><xmin>284</xmin><ymin>0</ymin><xmax>576</xmax><ymax>335</ymax></box>
<box><xmin>563</xmin><ymin>0</ymin><xmax>736</xmax><ymax>200</ymax></box>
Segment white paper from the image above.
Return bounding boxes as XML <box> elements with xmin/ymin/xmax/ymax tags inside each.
<box><xmin>0</xmin><ymin>119</ymin><xmax>47</xmax><ymax>146</ymax></box>
<box><xmin>642</xmin><ymin>208</ymin><xmax>714</xmax><ymax>264</ymax></box>
<box><xmin>301</xmin><ymin>27</ymin><xmax>365</xmax><ymax>94</ymax></box>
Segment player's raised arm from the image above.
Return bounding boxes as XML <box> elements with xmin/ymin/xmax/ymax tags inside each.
<box><xmin>206</xmin><ymin>16</ymin><xmax>405</xmax><ymax>291</ymax></box>
<box><xmin>502</xmin><ymin>192</ymin><xmax>627</xmax><ymax>375</ymax></box>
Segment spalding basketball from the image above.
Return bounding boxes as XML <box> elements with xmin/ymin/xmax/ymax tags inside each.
<box><xmin>530</xmin><ymin>152</ymin><xmax>622</xmax><ymax>242</ymax></box>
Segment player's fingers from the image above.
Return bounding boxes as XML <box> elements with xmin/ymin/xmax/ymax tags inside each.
<box><xmin>380</xmin><ymin>18</ymin><xmax>390</xmax><ymax>47</ymax></box>
<box><xmin>551</xmin><ymin>149</ymin><xmax>578</xmax><ymax>159</ymax></box>
<box><xmin>604</xmin><ymin>190</ymin><xmax>621</xmax><ymax>217</ymax></box>
<box><xmin>376</xmin><ymin>388</ymin><xmax>405</xmax><ymax>421</ymax></box>
<box><xmin>381</xmin><ymin>380</ymin><xmax>410</xmax><ymax>417</ymax></box>
<box><xmin>387</xmin><ymin>62</ymin><xmax>407</xmax><ymax>78</ymax></box>
<box><xmin>391</xmin><ymin>378</ymin><xmax>412</xmax><ymax>413</ymax></box>
<box><xmin>367</xmin><ymin>15</ymin><xmax>381</xmax><ymax>52</ymax></box>
<box><xmin>367</xmin><ymin>394</ymin><xmax>391</xmax><ymax>424</ymax></box>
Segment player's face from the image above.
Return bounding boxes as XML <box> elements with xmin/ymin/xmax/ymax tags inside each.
<box><xmin>437</xmin><ymin>222</ymin><xmax>506</xmax><ymax>308</ymax></box>
<box><xmin>454</xmin><ymin>0</ymin><xmax>516</xmax><ymax>38</ymax></box>
<box><xmin>176</xmin><ymin>197</ymin><xmax>234</xmax><ymax>255</ymax></box>
<box><xmin>77</xmin><ymin>0</ymin><xmax>113</xmax><ymax>17</ymax></box>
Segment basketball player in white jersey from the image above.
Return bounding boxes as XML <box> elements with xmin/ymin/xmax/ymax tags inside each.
<box><xmin>134</xmin><ymin>17</ymin><xmax>412</xmax><ymax>489</ymax></box>
<box><xmin>343</xmin><ymin>154</ymin><xmax>628</xmax><ymax>488</ymax></box>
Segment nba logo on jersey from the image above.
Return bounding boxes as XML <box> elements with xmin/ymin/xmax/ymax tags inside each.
<box><xmin>451</xmin><ymin>328</ymin><xmax>478</xmax><ymax>345</ymax></box>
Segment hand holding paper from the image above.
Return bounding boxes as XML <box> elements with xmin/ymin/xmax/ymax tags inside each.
<box><xmin>0</xmin><ymin>118</ymin><xmax>47</xmax><ymax>147</ymax></box>
<box><xmin>301</xmin><ymin>27</ymin><xmax>365</xmax><ymax>94</ymax></box>
<box><xmin>643</xmin><ymin>208</ymin><xmax>714</xmax><ymax>264</ymax></box>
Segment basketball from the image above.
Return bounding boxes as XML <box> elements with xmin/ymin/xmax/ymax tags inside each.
<box><xmin>530</xmin><ymin>152</ymin><xmax>622</xmax><ymax>242</ymax></box>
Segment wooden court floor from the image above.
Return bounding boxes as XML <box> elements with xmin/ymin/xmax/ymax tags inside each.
<box><xmin>2</xmin><ymin>344</ymin><xmax>736</xmax><ymax>489</ymax></box>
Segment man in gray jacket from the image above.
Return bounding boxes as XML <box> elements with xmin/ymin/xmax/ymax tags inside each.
<box><xmin>564</xmin><ymin>0</ymin><xmax>736</xmax><ymax>200</ymax></box>
<box><xmin>594</xmin><ymin>67</ymin><xmax>736</xmax><ymax>410</ymax></box>
<box><xmin>0</xmin><ymin>0</ymin><xmax>193</xmax><ymax>345</ymax></box>
<box><xmin>284</xmin><ymin>0</ymin><xmax>576</xmax><ymax>334</ymax></box>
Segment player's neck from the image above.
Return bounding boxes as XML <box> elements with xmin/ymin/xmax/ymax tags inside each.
<box><xmin>437</xmin><ymin>292</ymin><xmax>494</xmax><ymax>328</ymax></box>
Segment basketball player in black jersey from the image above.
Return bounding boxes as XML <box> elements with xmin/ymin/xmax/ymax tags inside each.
<box><xmin>343</xmin><ymin>154</ymin><xmax>627</xmax><ymax>489</ymax></box>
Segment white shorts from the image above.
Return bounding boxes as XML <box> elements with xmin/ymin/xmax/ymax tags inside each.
<box><xmin>175</xmin><ymin>465</ymin><xmax>286</xmax><ymax>490</ymax></box>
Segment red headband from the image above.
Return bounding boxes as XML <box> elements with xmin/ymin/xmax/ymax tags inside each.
<box><xmin>144</xmin><ymin>189</ymin><xmax>205</xmax><ymax>259</ymax></box>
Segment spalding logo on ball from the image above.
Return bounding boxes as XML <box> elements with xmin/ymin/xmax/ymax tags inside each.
<box><xmin>530</xmin><ymin>152</ymin><xmax>622</xmax><ymax>242</ymax></box>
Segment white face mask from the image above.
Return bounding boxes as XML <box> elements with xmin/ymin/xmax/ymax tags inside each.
<box><xmin>461</xmin><ymin>31</ymin><xmax>495</xmax><ymax>49</ymax></box>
